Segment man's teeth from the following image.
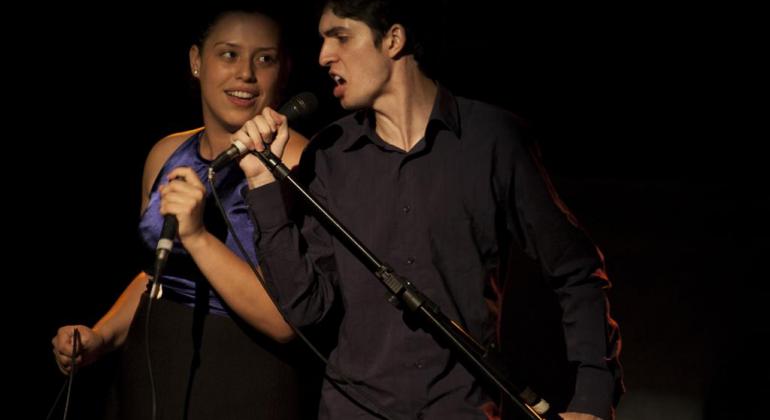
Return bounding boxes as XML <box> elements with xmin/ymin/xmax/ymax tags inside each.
<box><xmin>228</xmin><ymin>91</ymin><xmax>255</xmax><ymax>99</ymax></box>
<box><xmin>333</xmin><ymin>75</ymin><xmax>343</xmax><ymax>84</ymax></box>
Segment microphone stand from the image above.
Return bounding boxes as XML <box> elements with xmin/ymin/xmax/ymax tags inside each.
<box><xmin>251</xmin><ymin>150</ymin><xmax>549</xmax><ymax>420</ymax></box>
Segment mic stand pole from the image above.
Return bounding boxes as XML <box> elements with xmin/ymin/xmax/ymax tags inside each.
<box><xmin>252</xmin><ymin>151</ymin><xmax>549</xmax><ymax>420</ymax></box>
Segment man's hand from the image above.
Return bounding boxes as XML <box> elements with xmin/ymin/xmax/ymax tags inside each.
<box><xmin>560</xmin><ymin>412</ymin><xmax>603</xmax><ymax>420</ymax></box>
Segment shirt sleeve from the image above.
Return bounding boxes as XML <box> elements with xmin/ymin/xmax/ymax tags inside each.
<box><xmin>244</xmin><ymin>160</ymin><xmax>339</xmax><ymax>328</ymax></box>
<box><xmin>497</xmin><ymin>119</ymin><xmax>623</xmax><ymax>419</ymax></box>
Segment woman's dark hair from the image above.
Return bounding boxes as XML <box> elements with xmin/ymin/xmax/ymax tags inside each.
<box><xmin>192</xmin><ymin>3</ymin><xmax>287</xmax><ymax>51</ymax></box>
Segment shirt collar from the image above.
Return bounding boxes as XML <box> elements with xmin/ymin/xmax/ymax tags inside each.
<box><xmin>341</xmin><ymin>84</ymin><xmax>461</xmax><ymax>152</ymax></box>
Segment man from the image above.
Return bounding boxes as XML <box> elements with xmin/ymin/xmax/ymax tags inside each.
<box><xmin>237</xmin><ymin>1</ymin><xmax>622</xmax><ymax>419</ymax></box>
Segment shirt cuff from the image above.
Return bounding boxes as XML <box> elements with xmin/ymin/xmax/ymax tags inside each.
<box><xmin>566</xmin><ymin>366</ymin><xmax>616</xmax><ymax>420</ymax></box>
<box><xmin>244</xmin><ymin>182</ymin><xmax>290</xmax><ymax>230</ymax></box>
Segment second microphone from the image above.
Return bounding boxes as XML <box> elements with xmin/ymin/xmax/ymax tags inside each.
<box><xmin>210</xmin><ymin>92</ymin><xmax>318</xmax><ymax>172</ymax></box>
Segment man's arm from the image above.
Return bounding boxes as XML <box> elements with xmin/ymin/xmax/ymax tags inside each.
<box><xmin>244</xmin><ymin>151</ymin><xmax>340</xmax><ymax>327</ymax></box>
<box><xmin>499</xmin><ymin>120</ymin><xmax>623</xmax><ymax>419</ymax></box>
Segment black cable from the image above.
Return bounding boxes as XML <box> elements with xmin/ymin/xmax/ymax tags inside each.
<box><xmin>143</xmin><ymin>286</ymin><xmax>159</xmax><ymax>420</ymax></box>
<box><xmin>144</xmin><ymin>174</ymin><xmax>186</xmax><ymax>420</ymax></box>
<box><xmin>47</xmin><ymin>329</ymin><xmax>81</xmax><ymax>420</ymax></box>
<box><xmin>61</xmin><ymin>328</ymin><xmax>80</xmax><ymax>420</ymax></box>
<box><xmin>44</xmin><ymin>380</ymin><xmax>66</xmax><ymax>420</ymax></box>
<box><xmin>207</xmin><ymin>168</ymin><xmax>397</xmax><ymax>420</ymax></box>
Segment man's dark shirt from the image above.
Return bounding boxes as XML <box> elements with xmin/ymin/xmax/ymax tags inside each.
<box><xmin>246</xmin><ymin>86</ymin><xmax>622</xmax><ymax>419</ymax></box>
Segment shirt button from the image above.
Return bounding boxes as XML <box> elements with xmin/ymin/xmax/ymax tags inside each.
<box><xmin>406</xmin><ymin>257</ymin><xmax>415</xmax><ymax>265</ymax></box>
<box><xmin>402</xmin><ymin>205</ymin><xmax>411</xmax><ymax>213</ymax></box>
<box><xmin>414</xmin><ymin>360</ymin><xmax>424</xmax><ymax>368</ymax></box>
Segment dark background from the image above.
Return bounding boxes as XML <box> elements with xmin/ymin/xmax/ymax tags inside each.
<box><xmin>16</xmin><ymin>2</ymin><xmax>765</xmax><ymax>419</ymax></box>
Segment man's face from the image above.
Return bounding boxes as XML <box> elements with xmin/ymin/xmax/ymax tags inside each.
<box><xmin>318</xmin><ymin>8</ymin><xmax>392</xmax><ymax>110</ymax></box>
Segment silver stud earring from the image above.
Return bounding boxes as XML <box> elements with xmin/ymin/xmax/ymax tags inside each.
<box><xmin>193</xmin><ymin>69</ymin><xmax>199</xmax><ymax>76</ymax></box>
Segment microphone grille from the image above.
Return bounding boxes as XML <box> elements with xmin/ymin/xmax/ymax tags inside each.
<box><xmin>279</xmin><ymin>92</ymin><xmax>319</xmax><ymax>122</ymax></box>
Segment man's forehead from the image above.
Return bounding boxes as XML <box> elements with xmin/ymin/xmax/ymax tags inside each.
<box><xmin>319</xmin><ymin>13</ymin><xmax>365</xmax><ymax>35</ymax></box>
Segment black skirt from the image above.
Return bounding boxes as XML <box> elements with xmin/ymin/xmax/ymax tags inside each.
<box><xmin>105</xmin><ymin>294</ymin><xmax>307</xmax><ymax>420</ymax></box>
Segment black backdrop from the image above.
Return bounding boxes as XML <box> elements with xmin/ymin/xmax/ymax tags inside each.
<box><xmin>17</xmin><ymin>2</ymin><xmax>766</xmax><ymax>419</ymax></box>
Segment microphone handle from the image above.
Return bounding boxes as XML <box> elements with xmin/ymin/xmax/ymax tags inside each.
<box><xmin>151</xmin><ymin>174</ymin><xmax>186</xmax><ymax>298</ymax></box>
<box><xmin>156</xmin><ymin>215</ymin><xmax>177</xmax><ymax>255</ymax></box>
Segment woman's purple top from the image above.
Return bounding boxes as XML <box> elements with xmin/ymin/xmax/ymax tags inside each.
<box><xmin>139</xmin><ymin>131</ymin><xmax>256</xmax><ymax>316</ymax></box>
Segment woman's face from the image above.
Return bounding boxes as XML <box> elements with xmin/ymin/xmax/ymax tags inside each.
<box><xmin>191</xmin><ymin>12</ymin><xmax>283</xmax><ymax>133</ymax></box>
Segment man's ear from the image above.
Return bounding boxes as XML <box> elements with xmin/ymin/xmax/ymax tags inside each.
<box><xmin>383</xmin><ymin>23</ymin><xmax>407</xmax><ymax>58</ymax></box>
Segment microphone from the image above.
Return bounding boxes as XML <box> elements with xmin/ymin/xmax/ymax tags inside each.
<box><xmin>210</xmin><ymin>92</ymin><xmax>318</xmax><ymax>172</ymax></box>
<box><xmin>155</xmin><ymin>214</ymin><xmax>177</xmax><ymax>264</ymax></box>
<box><xmin>150</xmin><ymin>175</ymin><xmax>185</xmax><ymax>298</ymax></box>
<box><xmin>149</xmin><ymin>214</ymin><xmax>176</xmax><ymax>298</ymax></box>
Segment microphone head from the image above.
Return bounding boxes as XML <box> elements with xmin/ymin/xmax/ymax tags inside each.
<box><xmin>278</xmin><ymin>92</ymin><xmax>319</xmax><ymax>122</ymax></box>
<box><xmin>210</xmin><ymin>92</ymin><xmax>318</xmax><ymax>173</ymax></box>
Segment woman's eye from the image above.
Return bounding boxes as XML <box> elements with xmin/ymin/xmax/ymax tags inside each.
<box><xmin>257</xmin><ymin>55</ymin><xmax>278</xmax><ymax>66</ymax></box>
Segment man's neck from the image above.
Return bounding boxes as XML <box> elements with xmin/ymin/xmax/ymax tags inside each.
<box><xmin>372</xmin><ymin>60</ymin><xmax>438</xmax><ymax>152</ymax></box>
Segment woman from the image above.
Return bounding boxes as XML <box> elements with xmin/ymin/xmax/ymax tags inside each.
<box><xmin>51</xmin><ymin>7</ymin><xmax>309</xmax><ymax>419</ymax></box>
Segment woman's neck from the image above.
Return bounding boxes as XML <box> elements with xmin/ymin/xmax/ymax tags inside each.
<box><xmin>199</xmin><ymin>125</ymin><xmax>233</xmax><ymax>160</ymax></box>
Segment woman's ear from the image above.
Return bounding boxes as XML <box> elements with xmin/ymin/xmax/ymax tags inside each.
<box><xmin>189</xmin><ymin>45</ymin><xmax>201</xmax><ymax>77</ymax></box>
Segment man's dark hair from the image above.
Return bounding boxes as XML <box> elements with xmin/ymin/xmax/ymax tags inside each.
<box><xmin>324</xmin><ymin>0</ymin><xmax>428</xmax><ymax>64</ymax></box>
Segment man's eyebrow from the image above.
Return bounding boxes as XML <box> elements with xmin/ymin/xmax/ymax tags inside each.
<box><xmin>321</xmin><ymin>26</ymin><xmax>348</xmax><ymax>37</ymax></box>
